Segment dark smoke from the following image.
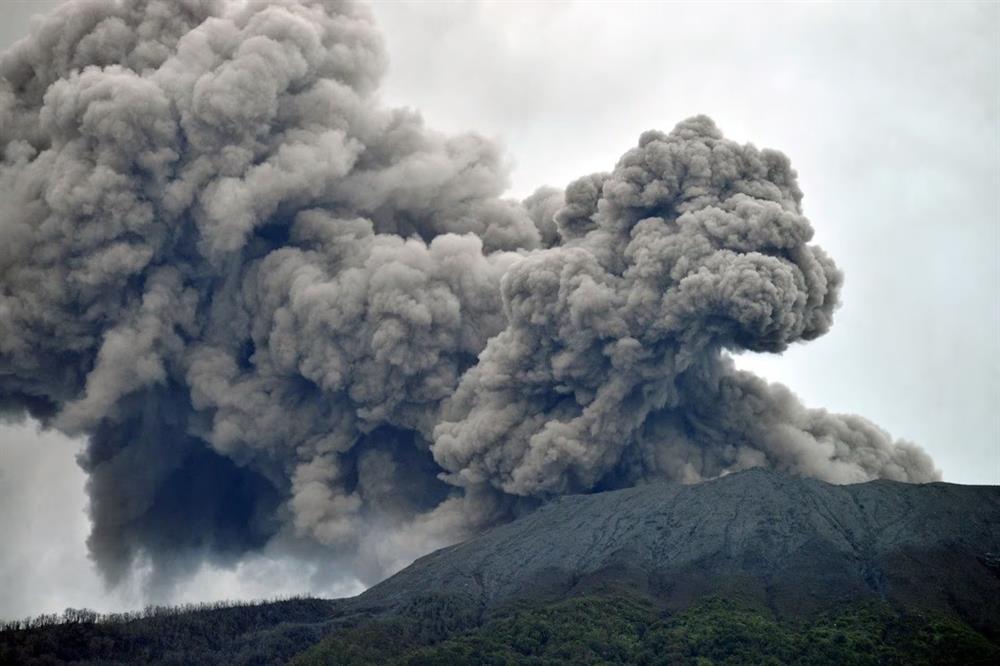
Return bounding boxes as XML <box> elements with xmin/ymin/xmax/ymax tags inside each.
<box><xmin>0</xmin><ymin>0</ymin><xmax>938</xmax><ymax>590</ymax></box>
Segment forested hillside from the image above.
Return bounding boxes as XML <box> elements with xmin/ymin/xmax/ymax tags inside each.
<box><xmin>5</xmin><ymin>592</ymin><xmax>998</xmax><ymax>665</ymax></box>
<box><xmin>1</xmin><ymin>598</ymin><xmax>342</xmax><ymax>664</ymax></box>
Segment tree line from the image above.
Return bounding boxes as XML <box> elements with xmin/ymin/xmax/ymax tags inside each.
<box><xmin>0</xmin><ymin>595</ymin><xmax>323</xmax><ymax>632</ymax></box>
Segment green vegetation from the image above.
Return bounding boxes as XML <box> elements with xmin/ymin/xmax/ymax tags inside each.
<box><xmin>4</xmin><ymin>593</ymin><xmax>996</xmax><ymax>664</ymax></box>
<box><xmin>0</xmin><ymin>597</ymin><xmax>343</xmax><ymax>665</ymax></box>
<box><xmin>295</xmin><ymin>594</ymin><xmax>999</xmax><ymax>666</ymax></box>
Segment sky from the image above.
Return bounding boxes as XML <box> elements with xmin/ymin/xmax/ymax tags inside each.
<box><xmin>0</xmin><ymin>0</ymin><xmax>997</xmax><ymax>620</ymax></box>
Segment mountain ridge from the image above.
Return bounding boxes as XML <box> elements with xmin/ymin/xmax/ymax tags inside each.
<box><xmin>354</xmin><ymin>467</ymin><xmax>1000</xmax><ymax>632</ymax></box>
<box><xmin>4</xmin><ymin>468</ymin><xmax>998</xmax><ymax>664</ymax></box>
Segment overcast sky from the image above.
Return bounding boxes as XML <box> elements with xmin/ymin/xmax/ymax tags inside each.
<box><xmin>1</xmin><ymin>0</ymin><xmax>997</xmax><ymax>620</ymax></box>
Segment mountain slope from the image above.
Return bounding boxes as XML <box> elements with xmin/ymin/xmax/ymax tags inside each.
<box><xmin>297</xmin><ymin>594</ymin><xmax>999</xmax><ymax>665</ymax></box>
<box><xmin>4</xmin><ymin>469</ymin><xmax>999</xmax><ymax>664</ymax></box>
<box><xmin>356</xmin><ymin>468</ymin><xmax>1000</xmax><ymax>631</ymax></box>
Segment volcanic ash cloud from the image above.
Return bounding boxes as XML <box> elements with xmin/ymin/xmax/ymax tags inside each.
<box><xmin>0</xmin><ymin>0</ymin><xmax>938</xmax><ymax>589</ymax></box>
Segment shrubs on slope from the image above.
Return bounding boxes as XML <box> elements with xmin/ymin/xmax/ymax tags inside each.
<box><xmin>295</xmin><ymin>594</ymin><xmax>999</xmax><ymax>665</ymax></box>
<box><xmin>5</xmin><ymin>592</ymin><xmax>996</xmax><ymax>664</ymax></box>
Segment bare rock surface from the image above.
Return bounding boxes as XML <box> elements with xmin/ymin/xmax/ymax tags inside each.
<box><xmin>356</xmin><ymin>468</ymin><xmax>1000</xmax><ymax>631</ymax></box>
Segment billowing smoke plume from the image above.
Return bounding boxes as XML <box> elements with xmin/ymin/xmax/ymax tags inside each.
<box><xmin>0</xmin><ymin>0</ymin><xmax>937</xmax><ymax>590</ymax></box>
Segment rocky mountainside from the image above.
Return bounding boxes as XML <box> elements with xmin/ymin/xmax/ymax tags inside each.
<box><xmin>357</xmin><ymin>468</ymin><xmax>1000</xmax><ymax>630</ymax></box>
<box><xmin>5</xmin><ymin>468</ymin><xmax>999</xmax><ymax>664</ymax></box>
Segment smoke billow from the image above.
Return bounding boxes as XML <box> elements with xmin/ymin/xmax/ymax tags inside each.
<box><xmin>0</xmin><ymin>0</ymin><xmax>937</xmax><ymax>591</ymax></box>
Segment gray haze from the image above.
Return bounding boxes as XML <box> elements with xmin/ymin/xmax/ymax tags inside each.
<box><xmin>0</xmin><ymin>0</ymin><xmax>996</xmax><ymax>619</ymax></box>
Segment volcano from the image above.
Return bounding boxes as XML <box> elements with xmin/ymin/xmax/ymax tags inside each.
<box><xmin>5</xmin><ymin>469</ymin><xmax>998</xmax><ymax>664</ymax></box>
